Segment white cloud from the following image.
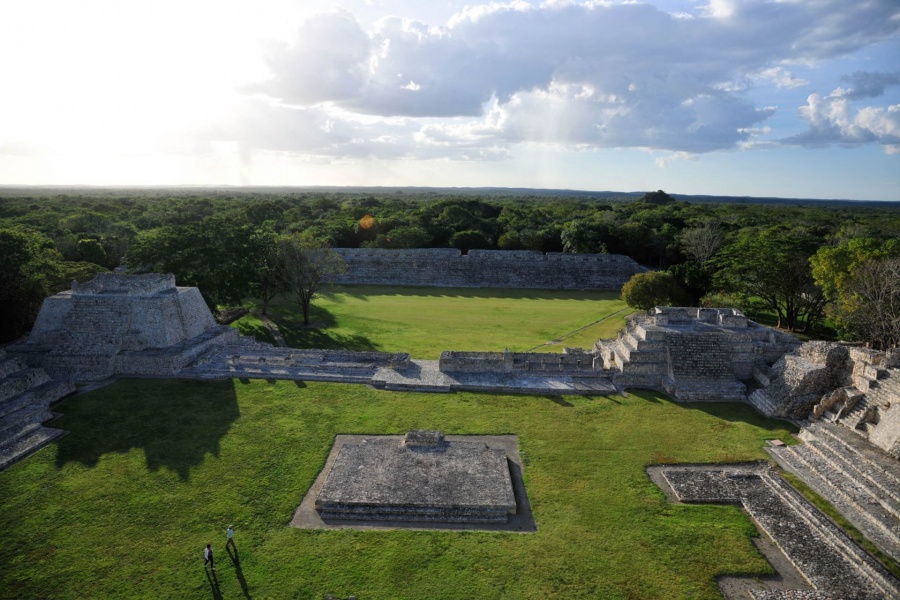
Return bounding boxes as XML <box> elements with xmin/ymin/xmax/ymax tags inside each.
<box><xmin>239</xmin><ymin>0</ymin><xmax>899</xmax><ymax>158</ymax></box>
<box><xmin>783</xmin><ymin>72</ymin><xmax>900</xmax><ymax>152</ymax></box>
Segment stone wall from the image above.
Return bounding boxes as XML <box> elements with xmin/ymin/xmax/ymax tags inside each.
<box><xmin>439</xmin><ymin>350</ymin><xmax>603</xmax><ymax>375</ymax></box>
<box><xmin>331</xmin><ymin>248</ymin><xmax>645</xmax><ymax>290</ymax></box>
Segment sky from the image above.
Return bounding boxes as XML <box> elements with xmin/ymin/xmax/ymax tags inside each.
<box><xmin>1</xmin><ymin>0</ymin><xmax>899</xmax><ymax>200</ymax></box>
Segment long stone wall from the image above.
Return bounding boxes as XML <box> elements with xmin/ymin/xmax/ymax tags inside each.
<box><xmin>332</xmin><ymin>248</ymin><xmax>645</xmax><ymax>290</ymax></box>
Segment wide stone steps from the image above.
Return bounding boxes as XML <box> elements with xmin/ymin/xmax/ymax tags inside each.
<box><xmin>748</xmin><ymin>388</ymin><xmax>780</xmax><ymax>417</ymax></box>
<box><xmin>756</xmin><ymin>469</ymin><xmax>900</xmax><ymax>599</ymax></box>
<box><xmin>0</xmin><ymin>425</ymin><xmax>65</xmax><ymax>471</ymax></box>
<box><xmin>767</xmin><ymin>424</ymin><xmax>900</xmax><ymax>563</ymax></box>
<box><xmin>0</xmin><ymin>368</ymin><xmax>51</xmax><ymax>403</ymax></box>
<box><xmin>811</xmin><ymin>423</ymin><xmax>900</xmax><ymax>505</ymax></box>
<box><xmin>666</xmin><ymin>377</ymin><xmax>747</xmax><ymax>402</ymax></box>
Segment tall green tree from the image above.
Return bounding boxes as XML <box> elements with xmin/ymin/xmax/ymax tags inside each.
<box><xmin>126</xmin><ymin>215</ymin><xmax>256</xmax><ymax>308</ymax></box>
<box><xmin>276</xmin><ymin>233</ymin><xmax>346</xmax><ymax>326</ymax></box>
<box><xmin>0</xmin><ymin>228</ymin><xmax>62</xmax><ymax>342</ymax></box>
<box><xmin>811</xmin><ymin>237</ymin><xmax>900</xmax><ymax>348</ymax></box>
<box><xmin>713</xmin><ymin>226</ymin><xmax>824</xmax><ymax>332</ymax></box>
<box><xmin>621</xmin><ymin>271</ymin><xmax>689</xmax><ymax>310</ymax></box>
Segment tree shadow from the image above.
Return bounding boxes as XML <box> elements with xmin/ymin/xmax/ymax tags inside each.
<box><xmin>52</xmin><ymin>379</ymin><xmax>240</xmax><ymax>481</ymax></box>
<box><xmin>232</xmin><ymin>320</ymin><xmax>276</xmax><ymax>345</ymax></box>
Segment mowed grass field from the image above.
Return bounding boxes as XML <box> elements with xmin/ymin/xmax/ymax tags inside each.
<box><xmin>234</xmin><ymin>286</ymin><xmax>631</xmax><ymax>358</ymax></box>
<box><xmin>0</xmin><ymin>379</ymin><xmax>799</xmax><ymax>600</ymax></box>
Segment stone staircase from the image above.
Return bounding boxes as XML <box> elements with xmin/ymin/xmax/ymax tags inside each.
<box><xmin>0</xmin><ymin>349</ymin><xmax>74</xmax><ymax>470</ymax></box>
<box><xmin>766</xmin><ymin>421</ymin><xmax>900</xmax><ymax>563</ymax></box>
<box><xmin>657</xmin><ymin>463</ymin><xmax>900</xmax><ymax>599</ymax></box>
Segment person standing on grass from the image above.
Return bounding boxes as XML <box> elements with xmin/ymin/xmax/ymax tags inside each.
<box><xmin>204</xmin><ymin>543</ymin><xmax>215</xmax><ymax>570</ymax></box>
<box><xmin>226</xmin><ymin>525</ymin><xmax>236</xmax><ymax>551</ymax></box>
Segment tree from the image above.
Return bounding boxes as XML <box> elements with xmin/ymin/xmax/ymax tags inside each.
<box><xmin>126</xmin><ymin>215</ymin><xmax>256</xmax><ymax>308</ymax></box>
<box><xmin>249</xmin><ymin>221</ymin><xmax>286</xmax><ymax>316</ymax></box>
<box><xmin>449</xmin><ymin>230</ymin><xmax>492</xmax><ymax>253</ymax></box>
<box><xmin>811</xmin><ymin>238</ymin><xmax>900</xmax><ymax>348</ymax></box>
<box><xmin>561</xmin><ymin>219</ymin><xmax>608</xmax><ymax>254</ymax></box>
<box><xmin>713</xmin><ymin>227</ymin><xmax>824</xmax><ymax>331</ymax></box>
<box><xmin>0</xmin><ymin>228</ymin><xmax>62</xmax><ymax>342</ymax></box>
<box><xmin>621</xmin><ymin>271</ymin><xmax>688</xmax><ymax>310</ymax></box>
<box><xmin>276</xmin><ymin>233</ymin><xmax>347</xmax><ymax>326</ymax></box>
<box><xmin>840</xmin><ymin>257</ymin><xmax>900</xmax><ymax>349</ymax></box>
<box><xmin>679</xmin><ymin>223</ymin><xmax>724</xmax><ymax>265</ymax></box>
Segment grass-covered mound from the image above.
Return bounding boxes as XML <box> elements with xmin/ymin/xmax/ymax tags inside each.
<box><xmin>234</xmin><ymin>286</ymin><xmax>631</xmax><ymax>358</ymax></box>
<box><xmin>0</xmin><ymin>379</ymin><xmax>797</xmax><ymax>599</ymax></box>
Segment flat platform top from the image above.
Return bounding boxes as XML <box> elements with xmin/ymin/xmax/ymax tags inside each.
<box><xmin>316</xmin><ymin>437</ymin><xmax>515</xmax><ymax>511</ymax></box>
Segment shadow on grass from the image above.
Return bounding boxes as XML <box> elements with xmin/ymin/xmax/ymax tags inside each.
<box><xmin>227</xmin><ymin>547</ymin><xmax>251</xmax><ymax>599</ymax></box>
<box><xmin>53</xmin><ymin>379</ymin><xmax>240</xmax><ymax>481</ymax></box>
<box><xmin>624</xmin><ymin>388</ymin><xmax>799</xmax><ymax>434</ymax></box>
<box><xmin>233</xmin><ymin>320</ymin><xmax>276</xmax><ymax>345</ymax></box>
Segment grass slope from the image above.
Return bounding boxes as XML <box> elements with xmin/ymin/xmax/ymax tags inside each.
<box><xmin>1</xmin><ymin>379</ymin><xmax>798</xmax><ymax>599</ymax></box>
<box><xmin>235</xmin><ymin>286</ymin><xmax>631</xmax><ymax>358</ymax></box>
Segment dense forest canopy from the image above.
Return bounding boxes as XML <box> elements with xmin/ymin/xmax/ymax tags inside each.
<box><xmin>1</xmin><ymin>188</ymin><xmax>898</xmax><ymax>345</ymax></box>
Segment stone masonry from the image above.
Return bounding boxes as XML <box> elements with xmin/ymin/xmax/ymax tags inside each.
<box><xmin>332</xmin><ymin>248</ymin><xmax>646</xmax><ymax>289</ymax></box>
<box><xmin>596</xmin><ymin>307</ymin><xmax>801</xmax><ymax>401</ymax></box>
<box><xmin>653</xmin><ymin>463</ymin><xmax>900</xmax><ymax>599</ymax></box>
<box><xmin>0</xmin><ymin>348</ymin><xmax>73</xmax><ymax>470</ymax></box>
<box><xmin>8</xmin><ymin>272</ymin><xmax>238</xmax><ymax>382</ymax></box>
<box><xmin>314</xmin><ymin>431</ymin><xmax>518</xmax><ymax>524</ymax></box>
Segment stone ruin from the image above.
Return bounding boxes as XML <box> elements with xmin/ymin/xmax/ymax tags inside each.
<box><xmin>8</xmin><ymin>273</ymin><xmax>238</xmax><ymax>382</ymax></box>
<box><xmin>332</xmin><ymin>248</ymin><xmax>646</xmax><ymax>290</ymax></box>
<box><xmin>597</xmin><ymin>307</ymin><xmax>801</xmax><ymax>401</ymax></box>
<box><xmin>314</xmin><ymin>431</ymin><xmax>518</xmax><ymax>524</ymax></box>
<box><xmin>0</xmin><ymin>348</ymin><xmax>73</xmax><ymax>470</ymax></box>
<box><xmin>4</xmin><ymin>273</ymin><xmax>900</xmax><ymax>591</ymax></box>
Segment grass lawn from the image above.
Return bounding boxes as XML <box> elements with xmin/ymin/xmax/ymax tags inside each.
<box><xmin>234</xmin><ymin>286</ymin><xmax>632</xmax><ymax>359</ymax></box>
<box><xmin>0</xmin><ymin>379</ymin><xmax>800</xmax><ymax>599</ymax></box>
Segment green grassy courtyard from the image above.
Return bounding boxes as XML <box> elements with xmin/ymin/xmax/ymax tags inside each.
<box><xmin>11</xmin><ymin>286</ymin><xmax>884</xmax><ymax>599</ymax></box>
<box><xmin>0</xmin><ymin>379</ymin><xmax>797</xmax><ymax>599</ymax></box>
<box><xmin>233</xmin><ymin>286</ymin><xmax>631</xmax><ymax>358</ymax></box>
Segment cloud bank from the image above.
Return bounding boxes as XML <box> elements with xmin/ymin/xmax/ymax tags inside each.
<box><xmin>210</xmin><ymin>0</ymin><xmax>900</xmax><ymax>159</ymax></box>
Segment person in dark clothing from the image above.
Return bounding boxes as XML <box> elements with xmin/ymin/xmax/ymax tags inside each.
<box><xmin>204</xmin><ymin>543</ymin><xmax>215</xmax><ymax>570</ymax></box>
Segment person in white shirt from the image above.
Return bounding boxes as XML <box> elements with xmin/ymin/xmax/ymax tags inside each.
<box><xmin>204</xmin><ymin>543</ymin><xmax>215</xmax><ymax>570</ymax></box>
<box><xmin>226</xmin><ymin>526</ymin><xmax>236</xmax><ymax>551</ymax></box>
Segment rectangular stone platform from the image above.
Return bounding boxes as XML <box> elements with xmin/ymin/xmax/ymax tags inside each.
<box><xmin>314</xmin><ymin>432</ymin><xmax>517</xmax><ymax>524</ymax></box>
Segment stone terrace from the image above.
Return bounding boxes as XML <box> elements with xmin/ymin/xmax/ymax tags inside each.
<box><xmin>597</xmin><ymin>307</ymin><xmax>800</xmax><ymax>401</ymax></box>
<box><xmin>655</xmin><ymin>463</ymin><xmax>900</xmax><ymax>599</ymax></box>
<box><xmin>767</xmin><ymin>422</ymin><xmax>900</xmax><ymax>563</ymax></box>
<box><xmin>0</xmin><ymin>349</ymin><xmax>73</xmax><ymax>470</ymax></box>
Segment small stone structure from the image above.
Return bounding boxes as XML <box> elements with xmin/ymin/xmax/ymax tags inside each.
<box><xmin>597</xmin><ymin>307</ymin><xmax>801</xmax><ymax>401</ymax></box>
<box><xmin>332</xmin><ymin>248</ymin><xmax>646</xmax><ymax>290</ymax></box>
<box><xmin>314</xmin><ymin>431</ymin><xmax>517</xmax><ymax>524</ymax></box>
<box><xmin>0</xmin><ymin>349</ymin><xmax>73</xmax><ymax>470</ymax></box>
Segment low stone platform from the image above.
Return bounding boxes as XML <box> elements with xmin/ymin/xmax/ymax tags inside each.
<box><xmin>316</xmin><ymin>431</ymin><xmax>515</xmax><ymax>523</ymax></box>
<box><xmin>293</xmin><ymin>433</ymin><xmax>535</xmax><ymax>532</ymax></box>
<box><xmin>651</xmin><ymin>462</ymin><xmax>900</xmax><ymax>599</ymax></box>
